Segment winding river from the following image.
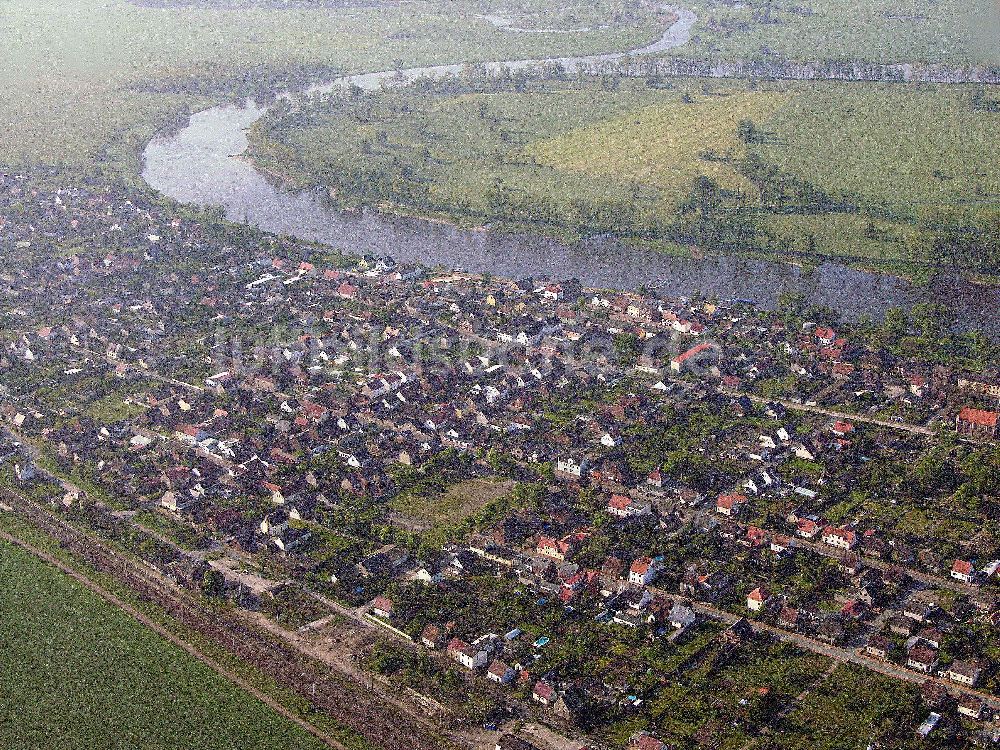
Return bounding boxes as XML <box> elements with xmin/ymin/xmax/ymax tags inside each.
<box><xmin>141</xmin><ymin>6</ymin><xmax>999</xmax><ymax>329</ymax></box>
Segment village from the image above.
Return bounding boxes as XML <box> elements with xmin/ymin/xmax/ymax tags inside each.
<box><xmin>3</xmin><ymin>169</ymin><xmax>1000</xmax><ymax>750</ymax></box>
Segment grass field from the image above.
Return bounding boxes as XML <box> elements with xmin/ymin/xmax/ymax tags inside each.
<box><xmin>524</xmin><ymin>89</ymin><xmax>791</xmax><ymax>198</ymax></box>
<box><xmin>7</xmin><ymin>0</ymin><xmax>998</xmax><ymax>181</ymax></box>
<box><xmin>778</xmin><ymin>665</ymin><xmax>925</xmax><ymax>749</ymax></box>
<box><xmin>756</xmin><ymin>84</ymin><xmax>1000</xmax><ymax>209</ymax></box>
<box><xmin>392</xmin><ymin>477</ymin><xmax>515</xmax><ymax>531</ymax></box>
<box><xmin>249</xmin><ymin>76</ymin><xmax>1000</xmax><ymax>274</ymax></box>
<box><xmin>677</xmin><ymin>0</ymin><xmax>1000</xmax><ymax>65</ymax></box>
<box><xmin>0</xmin><ymin>0</ymin><xmax>661</xmax><ymax>175</ymax></box>
<box><xmin>0</xmin><ymin>539</ymin><xmax>330</xmax><ymax>750</ymax></box>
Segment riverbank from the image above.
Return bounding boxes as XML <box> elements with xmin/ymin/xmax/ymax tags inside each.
<box><xmin>140</xmin><ymin>4</ymin><xmax>1000</xmax><ymax>329</ymax></box>
<box><xmin>244</xmin><ymin>71</ymin><xmax>1000</xmax><ymax>286</ymax></box>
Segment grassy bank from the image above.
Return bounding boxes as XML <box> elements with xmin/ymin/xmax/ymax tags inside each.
<box><xmin>247</xmin><ymin>75</ymin><xmax>1000</xmax><ymax>276</ymax></box>
<box><xmin>675</xmin><ymin>0</ymin><xmax>1000</xmax><ymax>66</ymax></box>
<box><xmin>0</xmin><ymin>0</ymin><xmax>662</xmax><ymax>178</ymax></box>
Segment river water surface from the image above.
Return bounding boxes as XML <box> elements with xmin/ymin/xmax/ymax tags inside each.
<box><xmin>141</xmin><ymin>6</ymin><xmax>999</xmax><ymax>329</ymax></box>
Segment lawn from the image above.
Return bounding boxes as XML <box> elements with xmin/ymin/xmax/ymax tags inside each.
<box><xmin>524</xmin><ymin>89</ymin><xmax>791</xmax><ymax>200</ymax></box>
<box><xmin>0</xmin><ymin>0</ymin><xmax>662</xmax><ymax>175</ymax></box>
<box><xmin>249</xmin><ymin>75</ymin><xmax>1000</xmax><ymax>274</ymax></box>
<box><xmin>85</xmin><ymin>392</ymin><xmax>149</xmax><ymax>424</ymax></box>
<box><xmin>0</xmin><ymin>540</ymin><xmax>329</xmax><ymax>750</ymax></box>
<box><xmin>756</xmin><ymin>83</ymin><xmax>1000</xmax><ymax>213</ymax></box>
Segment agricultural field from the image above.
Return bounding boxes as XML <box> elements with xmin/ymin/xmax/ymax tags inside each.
<box><xmin>248</xmin><ymin>75</ymin><xmax>1000</xmax><ymax>275</ymax></box>
<box><xmin>0</xmin><ymin>540</ymin><xmax>329</xmax><ymax>750</ymax></box>
<box><xmin>0</xmin><ymin>0</ymin><xmax>662</xmax><ymax>175</ymax></box>
<box><xmin>677</xmin><ymin>0</ymin><xmax>1000</xmax><ymax>65</ymax></box>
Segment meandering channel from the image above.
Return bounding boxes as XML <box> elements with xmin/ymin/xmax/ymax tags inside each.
<box><xmin>141</xmin><ymin>6</ymin><xmax>999</xmax><ymax>329</ymax></box>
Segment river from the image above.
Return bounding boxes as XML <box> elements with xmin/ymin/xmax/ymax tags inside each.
<box><xmin>141</xmin><ymin>5</ymin><xmax>999</xmax><ymax>329</ymax></box>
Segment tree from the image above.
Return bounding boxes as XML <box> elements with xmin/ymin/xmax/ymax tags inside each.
<box><xmin>612</xmin><ymin>332</ymin><xmax>642</xmax><ymax>365</ymax></box>
<box><xmin>201</xmin><ymin>569</ymin><xmax>225</xmax><ymax>598</ymax></box>
<box><xmin>880</xmin><ymin>307</ymin><xmax>908</xmax><ymax>348</ymax></box>
<box><xmin>737</xmin><ymin>118</ymin><xmax>758</xmax><ymax>144</ymax></box>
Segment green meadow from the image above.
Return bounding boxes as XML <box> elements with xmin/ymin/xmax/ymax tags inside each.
<box><xmin>6</xmin><ymin>0</ymin><xmax>998</xmax><ymax>182</ymax></box>
<box><xmin>0</xmin><ymin>0</ymin><xmax>661</xmax><ymax>175</ymax></box>
<box><xmin>248</xmin><ymin>76</ymin><xmax>1000</xmax><ymax>274</ymax></box>
<box><xmin>677</xmin><ymin>0</ymin><xmax>1000</xmax><ymax>65</ymax></box>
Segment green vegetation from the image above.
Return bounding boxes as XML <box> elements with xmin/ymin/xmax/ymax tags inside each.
<box><xmin>678</xmin><ymin>0</ymin><xmax>1000</xmax><ymax>65</ymax></box>
<box><xmin>85</xmin><ymin>393</ymin><xmax>148</xmax><ymax>423</ymax></box>
<box><xmin>5</xmin><ymin>0</ymin><xmax>996</xmax><ymax>181</ymax></box>
<box><xmin>249</xmin><ymin>75</ymin><xmax>1000</xmax><ymax>276</ymax></box>
<box><xmin>612</xmin><ymin>641</ymin><xmax>829</xmax><ymax>749</ymax></box>
<box><xmin>392</xmin><ymin>477</ymin><xmax>516</xmax><ymax>531</ymax></box>
<box><xmin>780</xmin><ymin>665</ymin><xmax>926</xmax><ymax>749</ymax></box>
<box><xmin>0</xmin><ymin>540</ymin><xmax>329</xmax><ymax>750</ymax></box>
<box><xmin>0</xmin><ymin>0</ymin><xmax>661</xmax><ymax>177</ymax></box>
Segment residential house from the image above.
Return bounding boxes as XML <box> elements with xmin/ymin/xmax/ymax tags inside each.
<box><xmin>607</xmin><ymin>494</ymin><xmax>652</xmax><ymax>519</ymax></box>
<box><xmin>371</xmin><ymin>595</ymin><xmax>394</xmax><ymax>620</ymax></box>
<box><xmin>795</xmin><ymin>518</ymin><xmax>822</xmax><ymax>539</ymax></box>
<box><xmin>821</xmin><ymin>526</ymin><xmax>856</xmax><ymax>550</ymax></box>
<box><xmin>956</xmin><ymin>407</ymin><xmax>999</xmax><ymax>439</ymax></box>
<box><xmin>447</xmin><ymin>638</ymin><xmax>488</xmax><ymax>670</ymax></box>
<box><xmin>537</xmin><ymin>533</ymin><xmax>585</xmax><ymax>562</ymax></box>
<box><xmin>629</xmin><ymin>556</ymin><xmax>662</xmax><ymax>586</ymax></box>
<box><xmin>907</xmin><ymin>645</ymin><xmax>939</xmax><ymax>674</ymax></box>
<box><xmin>747</xmin><ymin>587</ymin><xmax>772</xmax><ymax>613</ymax></box>
<box><xmin>668</xmin><ymin>601</ymin><xmax>697</xmax><ymax>630</ymax></box>
<box><xmin>486</xmin><ymin>659</ymin><xmax>516</xmax><ymax>684</ymax></box>
<box><xmin>958</xmin><ymin>696</ymin><xmax>988</xmax><ymax>721</ymax></box>
<box><xmin>532</xmin><ymin>680</ymin><xmax>557</xmax><ymax>706</ymax></box>
<box><xmin>716</xmin><ymin>492</ymin><xmax>748</xmax><ymax>517</ymax></box>
<box><xmin>554</xmin><ymin>456</ymin><xmax>589</xmax><ymax>482</ymax></box>
<box><xmin>421</xmin><ymin>623</ymin><xmax>447</xmax><ymax>649</ymax></box>
<box><xmin>950</xmin><ymin>559</ymin><xmax>977</xmax><ymax>585</ymax></box>
<box><xmin>942</xmin><ymin>660</ymin><xmax>982</xmax><ymax>687</ymax></box>
<box><xmin>670</xmin><ymin>342</ymin><xmax>716</xmax><ymax>373</ymax></box>
<box><xmin>865</xmin><ymin>634</ymin><xmax>893</xmax><ymax>660</ymax></box>
<box><xmin>904</xmin><ymin>601</ymin><xmax>937</xmax><ymax>623</ymax></box>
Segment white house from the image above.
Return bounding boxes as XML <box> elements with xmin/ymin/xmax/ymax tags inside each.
<box><xmin>628</xmin><ymin>556</ymin><xmax>662</xmax><ymax>586</ymax></box>
<box><xmin>486</xmin><ymin>660</ymin><xmax>515</xmax><ymax>684</ymax></box>
<box><xmin>447</xmin><ymin>638</ymin><xmax>488</xmax><ymax>670</ymax></box>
